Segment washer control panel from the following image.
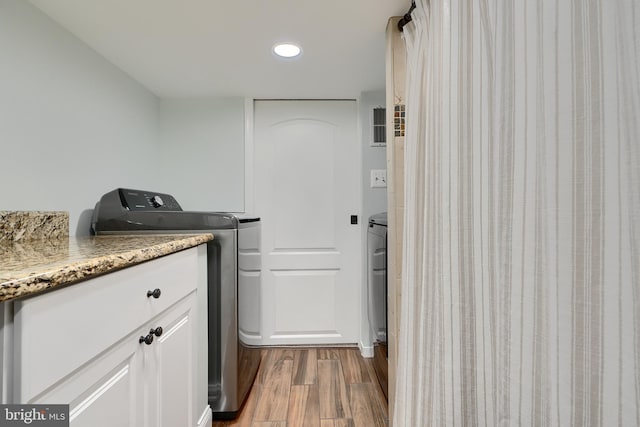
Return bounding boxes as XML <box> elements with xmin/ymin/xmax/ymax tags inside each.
<box><xmin>118</xmin><ymin>188</ymin><xmax>182</xmax><ymax>211</ymax></box>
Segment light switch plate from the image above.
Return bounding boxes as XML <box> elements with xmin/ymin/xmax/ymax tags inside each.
<box><xmin>370</xmin><ymin>169</ymin><xmax>387</xmax><ymax>188</ymax></box>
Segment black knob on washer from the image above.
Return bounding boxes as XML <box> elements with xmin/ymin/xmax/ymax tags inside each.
<box><xmin>150</xmin><ymin>195</ymin><xmax>164</xmax><ymax>208</ymax></box>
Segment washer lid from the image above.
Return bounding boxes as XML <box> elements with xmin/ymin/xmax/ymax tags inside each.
<box><xmin>93</xmin><ymin>210</ymin><xmax>238</xmax><ymax>233</ymax></box>
<box><xmin>368</xmin><ymin>212</ymin><xmax>388</xmax><ymax>226</ymax></box>
<box><xmin>228</xmin><ymin>213</ymin><xmax>261</xmax><ymax>223</ymax></box>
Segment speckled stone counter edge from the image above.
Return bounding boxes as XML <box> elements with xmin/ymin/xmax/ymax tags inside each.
<box><xmin>0</xmin><ymin>234</ymin><xmax>212</xmax><ymax>303</ymax></box>
<box><xmin>0</xmin><ymin>211</ymin><xmax>69</xmax><ymax>242</ymax></box>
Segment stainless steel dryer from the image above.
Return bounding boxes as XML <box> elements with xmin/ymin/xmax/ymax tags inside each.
<box><xmin>91</xmin><ymin>188</ymin><xmax>261</xmax><ymax>420</ymax></box>
<box><xmin>367</xmin><ymin>212</ymin><xmax>388</xmax><ymax>399</ymax></box>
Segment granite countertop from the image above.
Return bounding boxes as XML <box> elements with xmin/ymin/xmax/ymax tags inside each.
<box><xmin>0</xmin><ymin>234</ymin><xmax>213</xmax><ymax>303</ymax></box>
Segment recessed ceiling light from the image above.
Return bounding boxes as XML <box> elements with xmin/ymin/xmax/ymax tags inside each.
<box><xmin>273</xmin><ymin>43</ymin><xmax>302</xmax><ymax>58</ymax></box>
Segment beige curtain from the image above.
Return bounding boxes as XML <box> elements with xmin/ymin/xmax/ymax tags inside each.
<box><xmin>394</xmin><ymin>0</ymin><xmax>640</xmax><ymax>426</ymax></box>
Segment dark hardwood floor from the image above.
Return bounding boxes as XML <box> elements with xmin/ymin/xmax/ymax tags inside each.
<box><xmin>211</xmin><ymin>347</ymin><xmax>388</xmax><ymax>427</ymax></box>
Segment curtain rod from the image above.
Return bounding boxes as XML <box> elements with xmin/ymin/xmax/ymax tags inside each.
<box><xmin>397</xmin><ymin>1</ymin><xmax>416</xmax><ymax>31</ymax></box>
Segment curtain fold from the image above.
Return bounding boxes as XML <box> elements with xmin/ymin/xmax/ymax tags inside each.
<box><xmin>394</xmin><ymin>0</ymin><xmax>640</xmax><ymax>425</ymax></box>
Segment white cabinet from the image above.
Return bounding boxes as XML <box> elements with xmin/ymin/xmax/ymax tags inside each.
<box><xmin>11</xmin><ymin>246</ymin><xmax>210</xmax><ymax>427</ymax></box>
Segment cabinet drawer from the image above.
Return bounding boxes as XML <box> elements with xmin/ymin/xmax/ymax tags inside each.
<box><xmin>13</xmin><ymin>247</ymin><xmax>202</xmax><ymax>403</ymax></box>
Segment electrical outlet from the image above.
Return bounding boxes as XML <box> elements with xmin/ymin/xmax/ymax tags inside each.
<box><xmin>370</xmin><ymin>169</ymin><xmax>387</xmax><ymax>188</ymax></box>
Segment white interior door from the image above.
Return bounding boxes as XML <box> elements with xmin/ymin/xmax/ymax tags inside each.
<box><xmin>253</xmin><ymin>100</ymin><xmax>361</xmax><ymax>345</ymax></box>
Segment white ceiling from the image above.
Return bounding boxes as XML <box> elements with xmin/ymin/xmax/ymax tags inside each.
<box><xmin>29</xmin><ymin>0</ymin><xmax>409</xmax><ymax>99</ymax></box>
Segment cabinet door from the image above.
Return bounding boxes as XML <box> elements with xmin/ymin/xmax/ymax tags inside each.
<box><xmin>33</xmin><ymin>329</ymin><xmax>144</xmax><ymax>427</ymax></box>
<box><xmin>144</xmin><ymin>292</ymin><xmax>197</xmax><ymax>427</ymax></box>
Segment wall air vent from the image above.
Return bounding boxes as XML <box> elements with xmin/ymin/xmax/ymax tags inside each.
<box><xmin>371</xmin><ymin>107</ymin><xmax>386</xmax><ymax>147</ymax></box>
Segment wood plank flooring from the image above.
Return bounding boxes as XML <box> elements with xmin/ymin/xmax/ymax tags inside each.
<box><xmin>212</xmin><ymin>347</ymin><xmax>388</xmax><ymax>427</ymax></box>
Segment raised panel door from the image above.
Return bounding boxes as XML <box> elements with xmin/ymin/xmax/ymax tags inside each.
<box><xmin>145</xmin><ymin>293</ymin><xmax>197</xmax><ymax>427</ymax></box>
<box><xmin>29</xmin><ymin>327</ymin><xmax>144</xmax><ymax>427</ymax></box>
<box><xmin>254</xmin><ymin>100</ymin><xmax>361</xmax><ymax>345</ymax></box>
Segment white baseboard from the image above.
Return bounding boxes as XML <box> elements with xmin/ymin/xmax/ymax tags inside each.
<box><xmin>359</xmin><ymin>341</ymin><xmax>374</xmax><ymax>358</ymax></box>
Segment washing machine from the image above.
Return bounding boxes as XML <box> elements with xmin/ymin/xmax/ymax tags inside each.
<box><xmin>91</xmin><ymin>188</ymin><xmax>261</xmax><ymax>419</ymax></box>
<box><xmin>367</xmin><ymin>212</ymin><xmax>388</xmax><ymax>399</ymax></box>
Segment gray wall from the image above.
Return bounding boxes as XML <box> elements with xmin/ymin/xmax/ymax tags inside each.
<box><xmin>360</xmin><ymin>90</ymin><xmax>388</xmax><ymax>221</ymax></box>
<box><xmin>158</xmin><ymin>98</ymin><xmax>245</xmax><ymax>212</ymax></box>
<box><xmin>0</xmin><ymin>0</ymin><xmax>160</xmax><ymax>235</ymax></box>
<box><xmin>0</xmin><ymin>1</ymin><xmax>247</xmax><ymax>233</ymax></box>
<box><xmin>359</xmin><ymin>90</ymin><xmax>387</xmax><ymax>353</ymax></box>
